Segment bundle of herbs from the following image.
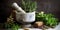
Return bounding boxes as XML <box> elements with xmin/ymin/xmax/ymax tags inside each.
<box><xmin>36</xmin><ymin>11</ymin><xmax>59</xmax><ymax>28</ymax></box>
<box><xmin>20</xmin><ymin>0</ymin><xmax>37</xmax><ymax>12</ymax></box>
<box><xmin>4</xmin><ymin>13</ymin><xmax>21</xmax><ymax>30</ymax></box>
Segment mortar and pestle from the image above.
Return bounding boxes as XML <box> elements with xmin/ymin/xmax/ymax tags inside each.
<box><xmin>12</xmin><ymin>2</ymin><xmax>35</xmax><ymax>28</ymax></box>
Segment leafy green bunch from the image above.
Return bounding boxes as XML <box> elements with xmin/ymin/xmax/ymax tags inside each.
<box><xmin>21</xmin><ymin>0</ymin><xmax>37</xmax><ymax>12</ymax></box>
<box><xmin>4</xmin><ymin>22</ymin><xmax>20</xmax><ymax>30</ymax></box>
<box><xmin>36</xmin><ymin>11</ymin><xmax>59</xmax><ymax>27</ymax></box>
<box><xmin>4</xmin><ymin>13</ymin><xmax>21</xmax><ymax>30</ymax></box>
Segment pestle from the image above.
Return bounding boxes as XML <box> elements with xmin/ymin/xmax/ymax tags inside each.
<box><xmin>12</xmin><ymin>2</ymin><xmax>26</xmax><ymax>13</ymax></box>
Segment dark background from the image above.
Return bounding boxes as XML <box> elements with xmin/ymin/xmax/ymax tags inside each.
<box><xmin>0</xmin><ymin>0</ymin><xmax>60</xmax><ymax>23</ymax></box>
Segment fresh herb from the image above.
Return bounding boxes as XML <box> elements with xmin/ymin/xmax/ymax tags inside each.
<box><xmin>4</xmin><ymin>13</ymin><xmax>21</xmax><ymax>30</ymax></box>
<box><xmin>36</xmin><ymin>11</ymin><xmax>59</xmax><ymax>27</ymax></box>
<box><xmin>21</xmin><ymin>0</ymin><xmax>37</xmax><ymax>12</ymax></box>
